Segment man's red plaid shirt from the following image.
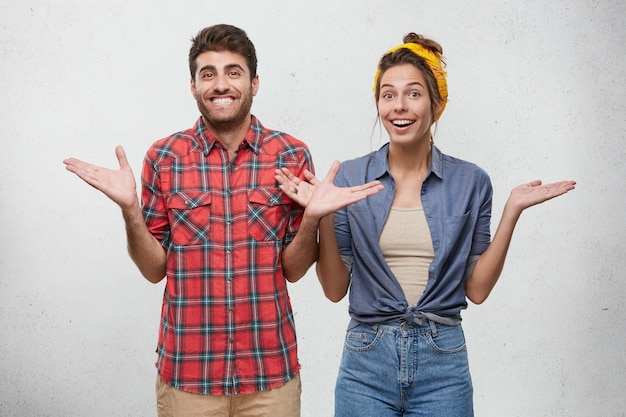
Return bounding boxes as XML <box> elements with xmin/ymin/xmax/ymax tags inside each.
<box><xmin>141</xmin><ymin>116</ymin><xmax>313</xmax><ymax>395</ymax></box>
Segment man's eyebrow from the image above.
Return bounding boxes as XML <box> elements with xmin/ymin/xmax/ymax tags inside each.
<box><xmin>224</xmin><ymin>63</ymin><xmax>246</xmax><ymax>73</ymax></box>
<box><xmin>198</xmin><ymin>65</ymin><xmax>216</xmax><ymax>73</ymax></box>
<box><xmin>198</xmin><ymin>63</ymin><xmax>246</xmax><ymax>73</ymax></box>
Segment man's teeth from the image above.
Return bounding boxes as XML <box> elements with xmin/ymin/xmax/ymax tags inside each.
<box><xmin>212</xmin><ymin>97</ymin><xmax>233</xmax><ymax>104</ymax></box>
<box><xmin>393</xmin><ymin>120</ymin><xmax>413</xmax><ymax>126</ymax></box>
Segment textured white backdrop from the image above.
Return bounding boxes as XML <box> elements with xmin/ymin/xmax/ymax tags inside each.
<box><xmin>1</xmin><ymin>1</ymin><xmax>625</xmax><ymax>416</ymax></box>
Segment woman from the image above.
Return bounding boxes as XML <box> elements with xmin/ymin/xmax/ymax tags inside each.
<box><xmin>276</xmin><ymin>33</ymin><xmax>575</xmax><ymax>416</ymax></box>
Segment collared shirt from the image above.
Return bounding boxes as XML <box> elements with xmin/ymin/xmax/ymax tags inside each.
<box><xmin>334</xmin><ymin>143</ymin><xmax>492</xmax><ymax>326</ymax></box>
<box><xmin>141</xmin><ymin>115</ymin><xmax>313</xmax><ymax>395</ymax></box>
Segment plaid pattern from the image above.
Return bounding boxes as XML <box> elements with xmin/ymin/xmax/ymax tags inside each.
<box><xmin>142</xmin><ymin>116</ymin><xmax>313</xmax><ymax>395</ymax></box>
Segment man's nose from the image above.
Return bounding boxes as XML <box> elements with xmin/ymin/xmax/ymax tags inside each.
<box><xmin>212</xmin><ymin>74</ymin><xmax>230</xmax><ymax>93</ymax></box>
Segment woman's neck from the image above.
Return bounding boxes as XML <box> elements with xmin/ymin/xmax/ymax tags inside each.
<box><xmin>387</xmin><ymin>141</ymin><xmax>431</xmax><ymax>176</ymax></box>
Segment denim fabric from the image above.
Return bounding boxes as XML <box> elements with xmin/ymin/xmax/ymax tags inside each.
<box><xmin>335</xmin><ymin>320</ymin><xmax>473</xmax><ymax>417</ymax></box>
<box><xmin>334</xmin><ymin>144</ymin><xmax>493</xmax><ymax>325</ymax></box>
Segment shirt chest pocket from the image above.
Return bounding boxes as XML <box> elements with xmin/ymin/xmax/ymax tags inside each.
<box><xmin>247</xmin><ymin>188</ymin><xmax>291</xmax><ymax>242</ymax></box>
<box><xmin>166</xmin><ymin>191</ymin><xmax>212</xmax><ymax>246</ymax></box>
<box><xmin>443</xmin><ymin>211</ymin><xmax>472</xmax><ymax>255</ymax></box>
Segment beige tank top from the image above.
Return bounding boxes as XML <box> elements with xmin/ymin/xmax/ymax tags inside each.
<box><xmin>379</xmin><ymin>207</ymin><xmax>434</xmax><ymax>305</ymax></box>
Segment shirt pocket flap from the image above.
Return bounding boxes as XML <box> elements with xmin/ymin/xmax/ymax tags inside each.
<box><xmin>167</xmin><ymin>191</ymin><xmax>212</xmax><ymax>210</ymax></box>
<box><xmin>247</xmin><ymin>188</ymin><xmax>290</xmax><ymax>206</ymax></box>
<box><xmin>247</xmin><ymin>188</ymin><xmax>290</xmax><ymax>241</ymax></box>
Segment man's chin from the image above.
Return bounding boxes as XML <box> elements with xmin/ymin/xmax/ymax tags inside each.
<box><xmin>202</xmin><ymin>114</ymin><xmax>250</xmax><ymax>132</ymax></box>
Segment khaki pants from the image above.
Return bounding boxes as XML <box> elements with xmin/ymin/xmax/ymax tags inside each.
<box><xmin>156</xmin><ymin>374</ymin><xmax>301</xmax><ymax>417</ymax></box>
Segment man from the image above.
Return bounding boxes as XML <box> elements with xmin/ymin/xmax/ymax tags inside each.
<box><xmin>64</xmin><ymin>24</ymin><xmax>320</xmax><ymax>416</ymax></box>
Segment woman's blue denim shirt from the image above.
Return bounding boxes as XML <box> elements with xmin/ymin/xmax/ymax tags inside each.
<box><xmin>334</xmin><ymin>144</ymin><xmax>493</xmax><ymax>326</ymax></box>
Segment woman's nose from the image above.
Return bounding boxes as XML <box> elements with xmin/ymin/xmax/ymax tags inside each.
<box><xmin>394</xmin><ymin>96</ymin><xmax>407</xmax><ymax>111</ymax></box>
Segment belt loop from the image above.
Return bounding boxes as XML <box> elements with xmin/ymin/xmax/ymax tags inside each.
<box><xmin>429</xmin><ymin>319</ymin><xmax>438</xmax><ymax>337</ymax></box>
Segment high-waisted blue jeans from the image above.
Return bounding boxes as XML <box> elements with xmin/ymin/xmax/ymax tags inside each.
<box><xmin>334</xmin><ymin>320</ymin><xmax>473</xmax><ymax>417</ymax></box>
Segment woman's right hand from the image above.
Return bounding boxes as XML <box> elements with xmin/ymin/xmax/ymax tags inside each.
<box><xmin>275</xmin><ymin>160</ymin><xmax>384</xmax><ymax>220</ymax></box>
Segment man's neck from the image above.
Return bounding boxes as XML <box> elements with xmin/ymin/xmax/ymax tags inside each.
<box><xmin>203</xmin><ymin>114</ymin><xmax>252</xmax><ymax>156</ymax></box>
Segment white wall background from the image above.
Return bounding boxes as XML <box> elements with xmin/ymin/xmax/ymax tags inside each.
<box><xmin>1</xmin><ymin>1</ymin><xmax>625</xmax><ymax>416</ymax></box>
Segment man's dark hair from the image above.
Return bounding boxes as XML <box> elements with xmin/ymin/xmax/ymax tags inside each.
<box><xmin>189</xmin><ymin>24</ymin><xmax>258</xmax><ymax>80</ymax></box>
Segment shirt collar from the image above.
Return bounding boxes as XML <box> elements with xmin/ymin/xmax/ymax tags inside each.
<box><xmin>193</xmin><ymin>115</ymin><xmax>264</xmax><ymax>156</ymax></box>
<box><xmin>370</xmin><ymin>143</ymin><xmax>391</xmax><ymax>180</ymax></box>
<box><xmin>370</xmin><ymin>143</ymin><xmax>444</xmax><ymax>180</ymax></box>
<box><xmin>430</xmin><ymin>145</ymin><xmax>444</xmax><ymax>179</ymax></box>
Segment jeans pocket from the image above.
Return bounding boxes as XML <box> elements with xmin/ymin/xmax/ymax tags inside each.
<box><xmin>344</xmin><ymin>324</ymin><xmax>382</xmax><ymax>352</ymax></box>
<box><xmin>427</xmin><ymin>324</ymin><xmax>467</xmax><ymax>354</ymax></box>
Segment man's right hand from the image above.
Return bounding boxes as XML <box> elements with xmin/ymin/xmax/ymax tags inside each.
<box><xmin>63</xmin><ymin>145</ymin><xmax>139</xmax><ymax>210</ymax></box>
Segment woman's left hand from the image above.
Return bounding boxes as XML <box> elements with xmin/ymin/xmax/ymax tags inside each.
<box><xmin>508</xmin><ymin>179</ymin><xmax>576</xmax><ymax>213</ymax></box>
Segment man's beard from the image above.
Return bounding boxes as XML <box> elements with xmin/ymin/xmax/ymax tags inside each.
<box><xmin>196</xmin><ymin>88</ymin><xmax>254</xmax><ymax>134</ymax></box>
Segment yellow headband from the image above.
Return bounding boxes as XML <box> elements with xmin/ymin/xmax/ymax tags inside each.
<box><xmin>373</xmin><ymin>43</ymin><xmax>448</xmax><ymax>119</ymax></box>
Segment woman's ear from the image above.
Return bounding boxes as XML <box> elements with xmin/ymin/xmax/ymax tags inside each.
<box><xmin>433</xmin><ymin>103</ymin><xmax>442</xmax><ymax>123</ymax></box>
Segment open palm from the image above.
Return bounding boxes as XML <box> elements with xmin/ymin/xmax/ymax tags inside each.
<box><xmin>275</xmin><ymin>160</ymin><xmax>384</xmax><ymax>220</ymax></box>
<box><xmin>508</xmin><ymin>179</ymin><xmax>576</xmax><ymax>213</ymax></box>
<box><xmin>63</xmin><ymin>145</ymin><xmax>138</xmax><ymax>210</ymax></box>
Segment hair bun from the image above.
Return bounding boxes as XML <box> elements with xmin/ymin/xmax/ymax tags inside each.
<box><xmin>402</xmin><ymin>33</ymin><xmax>444</xmax><ymax>63</ymax></box>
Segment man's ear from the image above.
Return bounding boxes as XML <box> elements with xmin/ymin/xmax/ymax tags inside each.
<box><xmin>251</xmin><ymin>74</ymin><xmax>259</xmax><ymax>96</ymax></box>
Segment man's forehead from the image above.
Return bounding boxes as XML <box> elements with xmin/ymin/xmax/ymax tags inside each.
<box><xmin>196</xmin><ymin>50</ymin><xmax>248</xmax><ymax>69</ymax></box>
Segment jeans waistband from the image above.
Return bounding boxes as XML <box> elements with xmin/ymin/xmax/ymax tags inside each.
<box><xmin>348</xmin><ymin>314</ymin><xmax>460</xmax><ymax>332</ymax></box>
<box><xmin>378</xmin><ymin>318</ymin><xmax>440</xmax><ymax>335</ymax></box>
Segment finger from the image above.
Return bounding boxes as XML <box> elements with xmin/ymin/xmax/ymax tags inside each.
<box><xmin>115</xmin><ymin>145</ymin><xmax>131</xmax><ymax>170</ymax></box>
<box><xmin>323</xmin><ymin>161</ymin><xmax>341</xmax><ymax>183</ymax></box>
<box><xmin>63</xmin><ymin>157</ymin><xmax>77</xmax><ymax>166</ymax></box>
<box><xmin>274</xmin><ymin>174</ymin><xmax>286</xmax><ymax>186</ymax></box>
<box><xmin>277</xmin><ymin>181</ymin><xmax>297</xmax><ymax>195</ymax></box>
<box><xmin>303</xmin><ymin>169</ymin><xmax>319</xmax><ymax>185</ymax></box>
<box><xmin>545</xmin><ymin>180</ymin><xmax>576</xmax><ymax>189</ymax></box>
<box><xmin>63</xmin><ymin>157</ymin><xmax>81</xmax><ymax>172</ymax></box>
<box><xmin>277</xmin><ymin>183</ymin><xmax>291</xmax><ymax>194</ymax></box>
<box><xmin>63</xmin><ymin>158</ymin><xmax>98</xmax><ymax>177</ymax></box>
<box><xmin>63</xmin><ymin>157</ymin><xmax>89</xmax><ymax>169</ymax></box>
<box><xmin>352</xmin><ymin>180</ymin><xmax>382</xmax><ymax>191</ymax></box>
<box><xmin>551</xmin><ymin>181</ymin><xmax>576</xmax><ymax>196</ymax></box>
<box><xmin>67</xmin><ymin>164</ymin><xmax>103</xmax><ymax>189</ymax></box>
<box><xmin>279</xmin><ymin>167</ymin><xmax>300</xmax><ymax>183</ymax></box>
<box><xmin>274</xmin><ymin>170</ymin><xmax>292</xmax><ymax>188</ymax></box>
<box><xmin>354</xmin><ymin>183</ymin><xmax>384</xmax><ymax>199</ymax></box>
<box><xmin>363</xmin><ymin>183</ymin><xmax>385</xmax><ymax>196</ymax></box>
<box><xmin>275</xmin><ymin>175</ymin><xmax>298</xmax><ymax>191</ymax></box>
